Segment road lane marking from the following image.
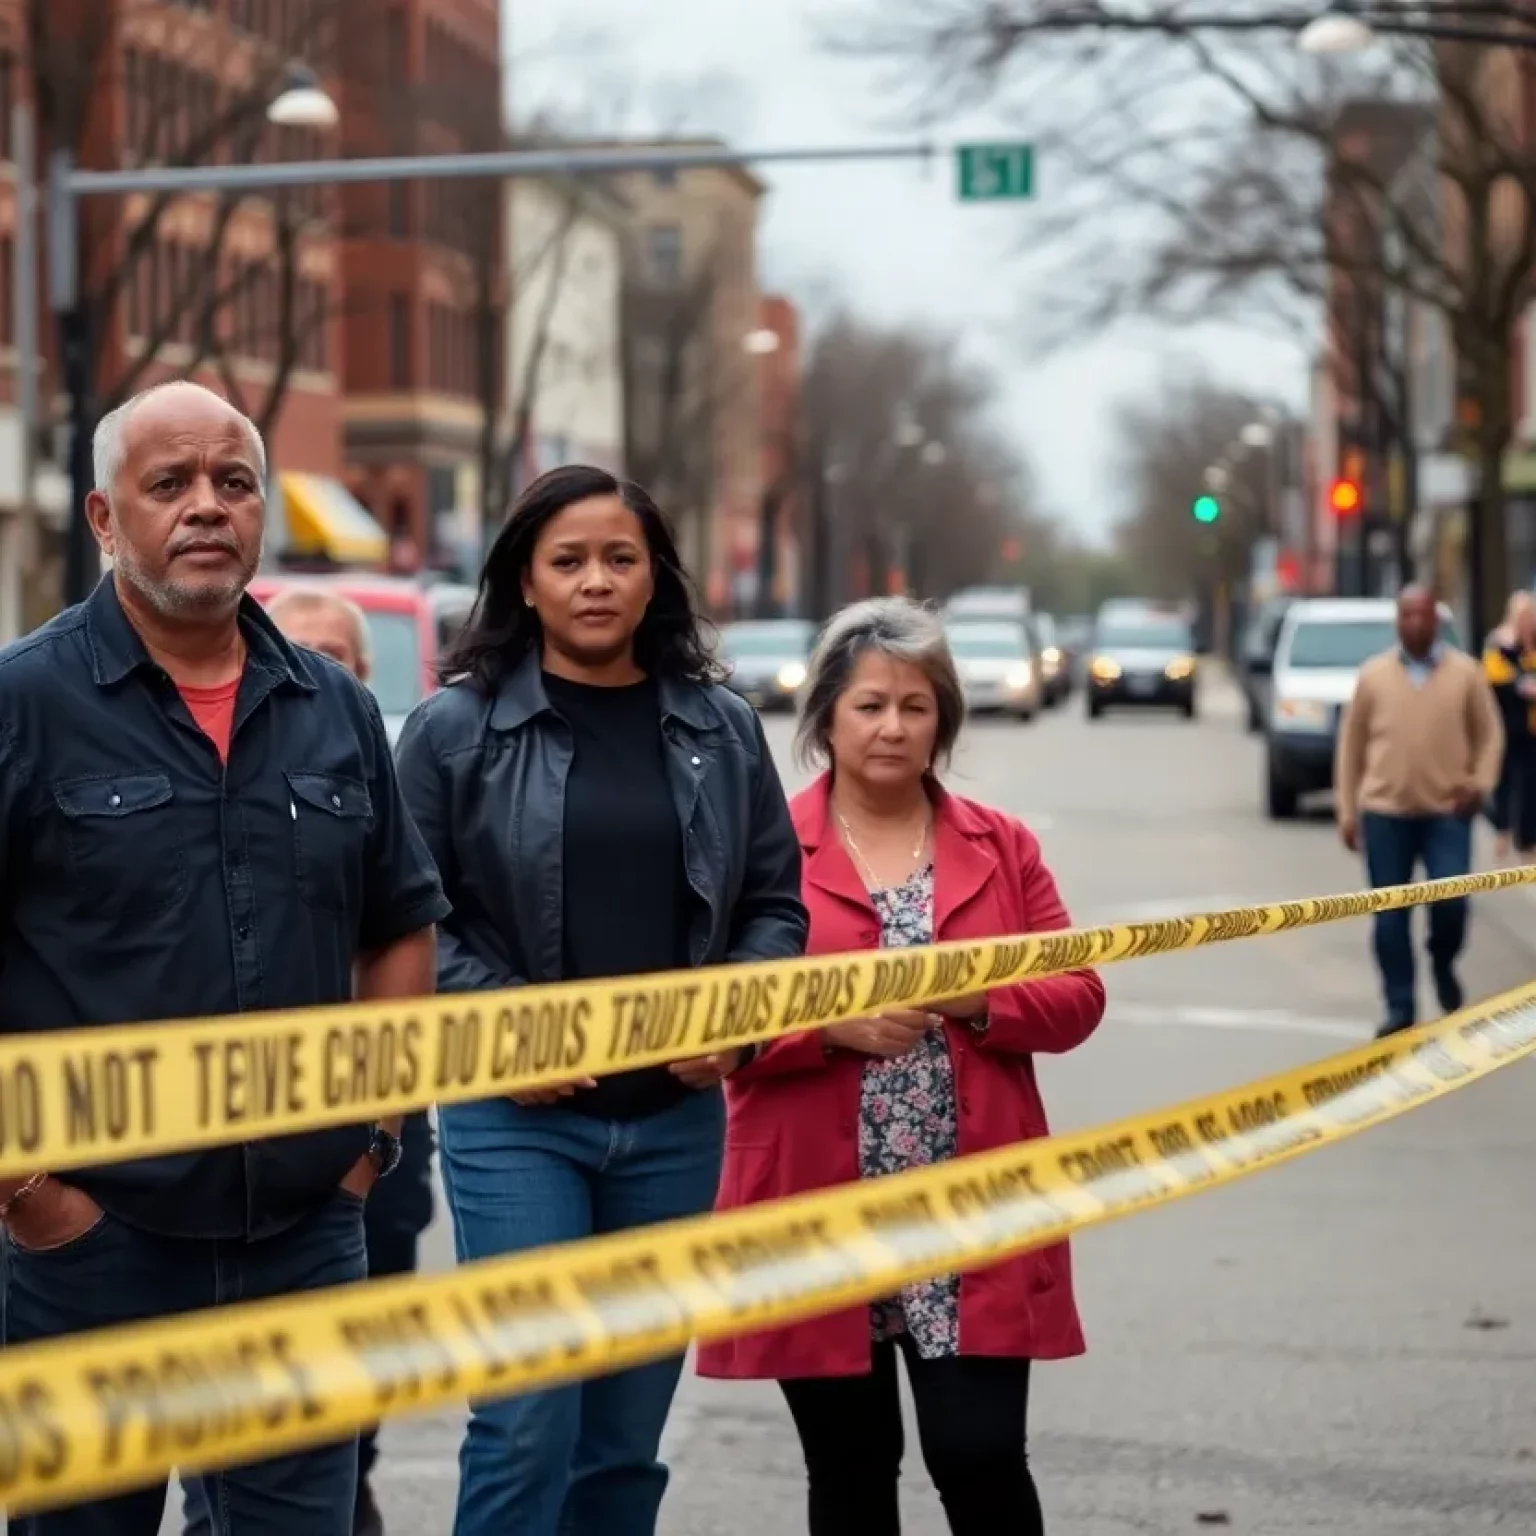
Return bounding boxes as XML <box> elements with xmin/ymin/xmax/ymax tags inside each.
<box><xmin>1087</xmin><ymin>896</ymin><xmax>1256</xmax><ymax>924</ymax></box>
<box><xmin>1113</xmin><ymin>1002</ymin><xmax>1368</xmax><ymax>1041</ymax></box>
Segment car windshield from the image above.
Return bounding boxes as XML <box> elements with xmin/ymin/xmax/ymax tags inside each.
<box><xmin>1096</xmin><ymin>623</ymin><xmax>1192</xmax><ymax>652</ymax></box>
<box><xmin>1285</xmin><ymin>616</ymin><xmax>1462</xmax><ymax>668</ymax></box>
<box><xmin>362</xmin><ymin>610</ymin><xmax>424</xmax><ymax>717</ymax></box>
<box><xmin>946</xmin><ymin>590</ymin><xmax>1027</xmax><ymax>619</ymax></box>
<box><xmin>946</xmin><ymin>624</ymin><xmax>1027</xmax><ymax>658</ymax></box>
<box><xmin>720</xmin><ymin>623</ymin><xmax>813</xmax><ymax>657</ymax></box>
<box><xmin>435</xmin><ymin>601</ymin><xmax>474</xmax><ymax>654</ymax></box>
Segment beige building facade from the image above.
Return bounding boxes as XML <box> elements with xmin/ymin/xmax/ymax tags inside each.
<box><xmin>609</xmin><ymin>141</ymin><xmax>767</xmax><ymax>612</ymax></box>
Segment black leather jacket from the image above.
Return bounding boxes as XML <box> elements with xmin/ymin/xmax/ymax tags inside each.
<box><xmin>395</xmin><ymin>656</ymin><xmax>807</xmax><ymax>995</ymax></box>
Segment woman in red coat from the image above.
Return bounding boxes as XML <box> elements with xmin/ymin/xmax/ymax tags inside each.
<box><xmin>697</xmin><ymin>596</ymin><xmax>1105</xmax><ymax>1536</ymax></box>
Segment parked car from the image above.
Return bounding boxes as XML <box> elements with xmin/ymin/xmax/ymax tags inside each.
<box><xmin>1238</xmin><ymin>596</ymin><xmax>1296</xmax><ymax>733</ymax></box>
<box><xmin>717</xmin><ymin>619</ymin><xmax>815</xmax><ymax>711</ymax></box>
<box><xmin>1085</xmin><ymin>605</ymin><xmax>1198</xmax><ymax>719</ymax></box>
<box><xmin>1033</xmin><ymin>612</ymin><xmax>1070</xmax><ymax>704</ymax></box>
<box><xmin>248</xmin><ymin>574</ymin><xmax>476</xmax><ymax>744</ymax></box>
<box><xmin>942</xmin><ymin>585</ymin><xmax>1031</xmax><ymax>623</ymax></box>
<box><xmin>1263</xmin><ymin>596</ymin><xmax>1461</xmax><ymax>819</ymax></box>
<box><xmin>945</xmin><ymin>619</ymin><xmax>1042</xmax><ymax>720</ymax></box>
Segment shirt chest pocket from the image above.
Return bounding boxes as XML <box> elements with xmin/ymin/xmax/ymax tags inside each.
<box><xmin>286</xmin><ymin>771</ymin><xmax>373</xmax><ymax>915</ymax></box>
<box><xmin>52</xmin><ymin>772</ymin><xmax>187</xmax><ymax>918</ymax></box>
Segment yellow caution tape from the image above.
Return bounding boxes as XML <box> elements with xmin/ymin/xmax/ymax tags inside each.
<box><xmin>0</xmin><ymin>977</ymin><xmax>1532</xmax><ymax>1514</ymax></box>
<box><xmin>0</xmin><ymin>866</ymin><xmax>1531</xmax><ymax>1177</ymax></box>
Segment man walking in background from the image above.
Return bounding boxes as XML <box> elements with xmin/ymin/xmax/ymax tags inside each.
<box><xmin>1335</xmin><ymin>585</ymin><xmax>1504</xmax><ymax>1036</ymax></box>
<box><xmin>183</xmin><ymin>586</ymin><xmax>437</xmax><ymax>1536</ymax></box>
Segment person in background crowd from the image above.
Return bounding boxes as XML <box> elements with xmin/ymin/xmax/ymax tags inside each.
<box><xmin>0</xmin><ymin>380</ymin><xmax>449</xmax><ymax>1536</ymax></box>
<box><xmin>396</xmin><ymin>464</ymin><xmax>807</xmax><ymax>1536</ymax></box>
<box><xmin>1482</xmin><ymin>590</ymin><xmax>1536</xmax><ymax>862</ymax></box>
<box><xmin>180</xmin><ymin>586</ymin><xmax>436</xmax><ymax>1536</ymax></box>
<box><xmin>698</xmin><ymin>597</ymin><xmax>1105</xmax><ymax>1536</ymax></box>
<box><xmin>1336</xmin><ymin>584</ymin><xmax>1504</xmax><ymax>1036</ymax></box>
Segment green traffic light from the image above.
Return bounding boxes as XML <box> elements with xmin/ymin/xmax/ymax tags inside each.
<box><xmin>1192</xmin><ymin>494</ymin><xmax>1220</xmax><ymax>524</ymax></box>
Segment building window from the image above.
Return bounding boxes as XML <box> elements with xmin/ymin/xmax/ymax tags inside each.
<box><xmin>387</xmin><ymin>7</ymin><xmax>409</xmax><ymax>83</ymax></box>
<box><xmin>647</xmin><ymin>224</ymin><xmax>682</xmax><ymax>285</ymax></box>
<box><xmin>390</xmin><ymin>294</ymin><xmax>411</xmax><ymax>387</ymax></box>
<box><xmin>0</xmin><ymin>53</ymin><xmax>14</xmax><ymax>163</ymax></box>
<box><xmin>299</xmin><ymin>279</ymin><xmax>327</xmax><ymax>372</ymax></box>
<box><xmin>0</xmin><ymin>237</ymin><xmax>11</xmax><ymax>346</ymax></box>
<box><xmin>387</xmin><ymin>181</ymin><xmax>411</xmax><ymax>238</ymax></box>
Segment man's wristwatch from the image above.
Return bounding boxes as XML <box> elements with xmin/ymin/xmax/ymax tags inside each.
<box><xmin>367</xmin><ymin>1126</ymin><xmax>402</xmax><ymax>1179</ymax></box>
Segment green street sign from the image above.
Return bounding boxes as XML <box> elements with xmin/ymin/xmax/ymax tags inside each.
<box><xmin>956</xmin><ymin>142</ymin><xmax>1035</xmax><ymax>202</ymax></box>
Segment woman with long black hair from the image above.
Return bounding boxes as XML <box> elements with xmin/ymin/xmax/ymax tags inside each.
<box><xmin>396</xmin><ymin>465</ymin><xmax>806</xmax><ymax>1536</ymax></box>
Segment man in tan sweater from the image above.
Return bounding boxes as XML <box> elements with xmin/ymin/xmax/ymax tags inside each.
<box><xmin>1335</xmin><ymin>586</ymin><xmax>1504</xmax><ymax>1035</ymax></box>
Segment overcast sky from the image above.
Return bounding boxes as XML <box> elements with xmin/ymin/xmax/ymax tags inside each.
<box><xmin>505</xmin><ymin>0</ymin><xmax>1308</xmax><ymax>543</ymax></box>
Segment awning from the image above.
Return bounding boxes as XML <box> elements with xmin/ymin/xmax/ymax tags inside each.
<box><xmin>278</xmin><ymin>473</ymin><xmax>387</xmax><ymax>564</ymax></box>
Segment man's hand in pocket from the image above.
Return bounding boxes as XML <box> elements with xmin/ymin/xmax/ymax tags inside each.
<box><xmin>5</xmin><ymin>1178</ymin><xmax>102</xmax><ymax>1252</ymax></box>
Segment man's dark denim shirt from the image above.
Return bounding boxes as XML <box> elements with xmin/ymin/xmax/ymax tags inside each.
<box><xmin>0</xmin><ymin>579</ymin><xmax>451</xmax><ymax>1240</ymax></box>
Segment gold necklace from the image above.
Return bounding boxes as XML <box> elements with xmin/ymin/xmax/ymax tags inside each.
<box><xmin>836</xmin><ymin>809</ymin><xmax>929</xmax><ymax>889</ymax></box>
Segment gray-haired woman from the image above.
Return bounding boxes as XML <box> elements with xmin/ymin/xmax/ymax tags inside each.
<box><xmin>699</xmin><ymin>597</ymin><xmax>1105</xmax><ymax>1536</ymax></box>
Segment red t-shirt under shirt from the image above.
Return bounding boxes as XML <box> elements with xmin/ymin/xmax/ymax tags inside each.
<box><xmin>178</xmin><ymin>678</ymin><xmax>241</xmax><ymax>762</ymax></box>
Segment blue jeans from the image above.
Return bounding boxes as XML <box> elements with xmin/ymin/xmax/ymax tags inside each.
<box><xmin>1361</xmin><ymin>810</ymin><xmax>1473</xmax><ymax>1030</ymax></box>
<box><xmin>438</xmin><ymin>1089</ymin><xmax>726</xmax><ymax>1536</ymax></box>
<box><xmin>182</xmin><ymin>1114</ymin><xmax>436</xmax><ymax>1536</ymax></box>
<box><xmin>5</xmin><ymin>1191</ymin><xmax>367</xmax><ymax>1536</ymax></box>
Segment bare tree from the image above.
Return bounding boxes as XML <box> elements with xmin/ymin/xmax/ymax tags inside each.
<box><xmin>622</xmin><ymin>243</ymin><xmax>736</xmax><ymax>581</ymax></box>
<box><xmin>801</xmin><ymin>309</ymin><xmax>1037</xmax><ymax>604</ymax></box>
<box><xmin>499</xmin><ymin>162</ymin><xmax>627</xmax><ymax>534</ymax></box>
<box><xmin>1111</xmin><ymin>369</ymin><xmax>1276</xmax><ymax>613</ymax></box>
<box><xmin>826</xmin><ymin>1</ymin><xmax>1536</xmax><ymax>632</ymax></box>
<box><xmin>33</xmin><ymin>0</ymin><xmax>342</xmax><ymax>439</ymax></box>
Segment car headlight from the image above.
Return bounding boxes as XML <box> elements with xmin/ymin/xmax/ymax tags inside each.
<box><xmin>1004</xmin><ymin>661</ymin><xmax>1034</xmax><ymax>690</ymax></box>
<box><xmin>775</xmin><ymin>661</ymin><xmax>807</xmax><ymax>691</ymax></box>
<box><xmin>1271</xmin><ymin>697</ymin><xmax>1331</xmax><ymax>731</ymax></box>
<box><xmin>1164</xmin><ymin>655</ymin><xmax>1195</xmax><ymax>681</ymax></box>
<box><xmin>1089</xmin><ymin>656</ymin><xmax>1121</xmax><ymax>682</ymax></box>
<box><xmin>1041</xmin><ymin>646</ymin><xmax>1062</xmax><ymax>674</ymax></box>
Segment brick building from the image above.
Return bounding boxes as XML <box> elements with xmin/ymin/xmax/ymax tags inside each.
<box><xmin>32</xmin><ymin>0</ymin><xmax>345</xmax><ymax>473</ymax></box>
<box><xmin>333</xmin><ymin>0</ymin><xmax>503</xmax><ymax>573</ymax></box>
<box><xmin>0</xmin><ymin>0</ymin><xmax>351</xmax><ymax>625</ymax></box>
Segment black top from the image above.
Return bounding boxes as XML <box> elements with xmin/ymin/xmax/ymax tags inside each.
<box><xmin>542</xmin><ymin>672</ymin><xmax>693</xmax><ymax>1120</ymax></box>
<box><xmin>0</xmin><ymin>580</ymin><xmax>450</xmax><ymax>1239</ymax></box>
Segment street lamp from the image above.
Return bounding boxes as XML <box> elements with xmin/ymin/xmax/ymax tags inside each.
<box><xmin>266</xmin><ymin>64</ymin><xmax>341</xmax><ymax>129</ymax></box>
<box><xmin>1294</xmin><ymin>4</ymin><xmax>1536</xmax><ymax>51</ymax></box>
<box><xmin>1296</xmin><ymin>10</ymin><xmax>1377</xmax><ymax>52</ymax></box>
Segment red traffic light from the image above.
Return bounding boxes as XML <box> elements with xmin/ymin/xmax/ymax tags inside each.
<box><xmin>1327</xmin><ymin>477</ymin><xmax>1362</xmax><ymax>517</ymax></box>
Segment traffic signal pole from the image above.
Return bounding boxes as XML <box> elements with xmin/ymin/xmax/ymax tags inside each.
<box><xmin>47</xmin><ymin>137</ymin><xmax>938</xmax><ymax>606</ymax></box>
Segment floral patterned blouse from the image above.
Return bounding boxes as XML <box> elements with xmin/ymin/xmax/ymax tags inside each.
<box><xmin>862</xmin><ymin>862</ymin><xmax>962</xmax><ymax>1358</ymax></box>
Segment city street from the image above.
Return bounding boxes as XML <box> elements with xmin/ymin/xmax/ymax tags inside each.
<box><xmin>175</xmin><ymin>666</ymin><xmax>1536</xmax><ymax>1535</ymax></box>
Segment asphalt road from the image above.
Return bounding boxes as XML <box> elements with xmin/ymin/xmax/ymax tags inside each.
<box><xmin>163</xmin><ymin>666</ymin><xmax>1536</xmax><ymax>1535</ymax></box>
